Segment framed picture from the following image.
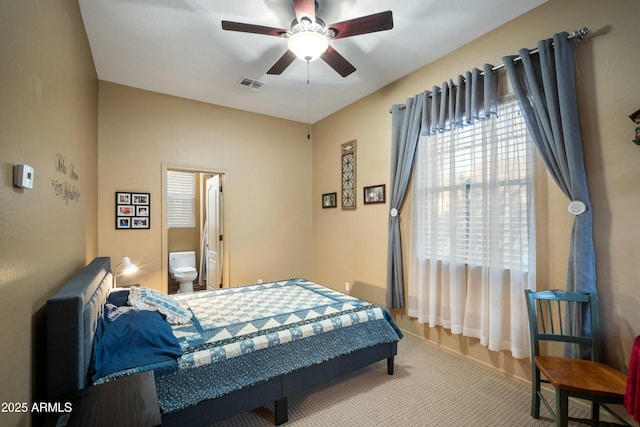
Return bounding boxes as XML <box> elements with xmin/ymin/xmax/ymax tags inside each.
<box><xmin>117</xmin><ymin>192</ymin><xmax>131</xmax><ymax>204</ymax></box>
<box><xmin>322</xmin><ymin>192</ymin><xmax>337</xmax><ymax>208</ymax></box>
<box><xmin>136</xmin><ymin>206</ymin><xmax>149</xmax><ymax>216</ymax></box>
<box><xmin>116</xmin><ymin>191</ymin><xmax>150</xmax><ymax>229</ymax></box>
<box><xmin>117</xmin><ymin>205</ymin><xmax>134</xmax><ymax>216</ymax></box>
<box><xmin>117</xmin><ymin>217</ymin><xmax>131</xmax><ymax>229</ymax></box>
<box><xmin>132</xmin><ymin>217</ymin><xmax>149</xmax><ymax>229</ymax></box>
<box><xmin>132</xmin><ymin>193</ymin><xmax>149</xmax><ymax>205</ymax></box>
<box><xmin>364</xmin><ymin>184</ymin><xmax>386</xmax><ymax>205</ymax></box>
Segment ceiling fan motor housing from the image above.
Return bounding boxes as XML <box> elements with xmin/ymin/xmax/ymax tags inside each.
<box><xmin>286</xmin><ymin>17</ymin><xmax>334</xmax><ymax>39</ymax></box>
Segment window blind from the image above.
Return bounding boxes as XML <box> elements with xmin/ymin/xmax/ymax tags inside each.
<box><xmin>416</xmin><ymin>97</ymin><xmax>531</xmax><ymax>270</ymax></box>
<box><xmin>167</xmin><ymin>170</ymin><xmax>195</xmax><ymax>228</ymax></box>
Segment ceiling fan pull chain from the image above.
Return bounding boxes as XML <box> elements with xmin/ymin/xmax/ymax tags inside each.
<box><xmin>307</xmin><ymin>59</ymin><xmax>311</xmax><ymax>140</ymax></box>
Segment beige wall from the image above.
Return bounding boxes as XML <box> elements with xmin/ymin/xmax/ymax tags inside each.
<box><xmin>0</xmin><ymin>1</ymin><xmax>98</xmax><ymax>426</ymax></box>
<box><xmin>312</xmin><ymin>0</ymin><xmax>640</xmax><ymax>380</ymax></box>
<box><xmin>3</xmin><ymin>1</ymin><xmax>639</xmax><ymax>426</ymax></box>
<box><xmin>97</xmin><ymin>82</ymin><xmax>313</xmax><ymax>290</ymax></box>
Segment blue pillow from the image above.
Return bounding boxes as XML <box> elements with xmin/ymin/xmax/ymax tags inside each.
<box><xmin>106</xmin><ymin>289</ymin><xmax>129</xmax><ymax>307</ymax></box>
<box><xmin>89</xmin><ymin>304</ymin><xmax>182</xmax><ymax>381</ymax></box>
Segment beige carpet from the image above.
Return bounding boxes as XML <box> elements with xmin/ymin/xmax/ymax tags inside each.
<box><xmin>210</xmin><ymin>333</ymin><xmax>625</xmax><ymax>426</ymax></box>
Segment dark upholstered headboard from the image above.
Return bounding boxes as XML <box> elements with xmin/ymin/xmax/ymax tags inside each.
<box><xmin>47</xmin><ymin>257</ymin><xmax>111</xmax><ymax>399</ymax></box>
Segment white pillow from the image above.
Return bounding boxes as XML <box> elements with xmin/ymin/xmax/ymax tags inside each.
<box><xmin>127</xmin><ymin>287</ymin><xmax>192</xmax><ymax>325</ymax></box>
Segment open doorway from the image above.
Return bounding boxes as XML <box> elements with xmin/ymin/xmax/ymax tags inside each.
<box><xmin>161</xmin><ymin>165</ymin><xmax>225</xmax><ymax>294</ymax></box>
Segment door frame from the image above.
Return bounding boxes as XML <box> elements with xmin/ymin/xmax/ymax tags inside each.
<box><xmin>204</xmin><ymin>173</ymin><xmax>224</xmax><ymax>289</ymax></box>
<box><xmin>161</xmin><ymin>163</ymin><xmax>229</xmax><ymax>294</ymax></box>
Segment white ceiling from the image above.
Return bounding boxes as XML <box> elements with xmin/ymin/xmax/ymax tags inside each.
<box><xmin>78</xmin><ymin>0</ymin><xmax>546</xmax><ymax>124</ymax></box>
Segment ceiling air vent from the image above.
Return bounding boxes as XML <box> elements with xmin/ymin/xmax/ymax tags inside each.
<box><xmin>237</xmin><ymin>77</ymin><xmax>263</xmax><ymax>92</ymax></box>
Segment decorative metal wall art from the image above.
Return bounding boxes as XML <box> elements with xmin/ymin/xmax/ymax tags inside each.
<box><xmin>341</xmin><ymin>140</ymin><xmax>356</xmax><ymax>210</ymax></box>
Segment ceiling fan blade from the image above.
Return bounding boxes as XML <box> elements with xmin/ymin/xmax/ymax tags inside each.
<box><xmin>293</xmin><ymin>0</ymin><xmax>316</xmax><ymax>23</ymax></box>
<box><xmin>329</xmin><ymin>10</ymin><xmax>393</xmax><ymax>40</ymax></box>
<box><xmin>221</xmin><ymin>21</ymin><xmax>287</xmax><ymax>37</ymax></box>
<box><xmin>321</xmin><ymin>46</ymin><xmax>356</xmax><ymax>77</ymax></box>
<box><xmin>267</xmin><ymin>50</ymin><xmax>297</xmax><ymax>75</ymax></box>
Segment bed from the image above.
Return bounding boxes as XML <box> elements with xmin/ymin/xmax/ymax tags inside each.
<box><xmin>47</xmin><ymin>257</ymin><xmax>401</xmax><ymax>426</ymax></box>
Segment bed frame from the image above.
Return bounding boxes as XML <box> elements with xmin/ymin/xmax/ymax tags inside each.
<box><xmin>47</xmin><ymin>257</ymin><xmax>398</xmax><ymax>426</ymax></box>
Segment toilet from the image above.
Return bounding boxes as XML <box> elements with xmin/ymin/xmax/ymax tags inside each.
<box><xmin>169</xmin><ymin>251</ymin><xmax>198</xmax><ymax>293</ymax></box>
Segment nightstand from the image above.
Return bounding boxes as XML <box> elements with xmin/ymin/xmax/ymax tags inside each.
<box><xmin>45</xmin><ymin>371</ymin><xmax>161</xmax><ymax>427</ymax></box>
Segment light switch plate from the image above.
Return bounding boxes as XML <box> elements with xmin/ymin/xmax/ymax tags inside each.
<box><xmin>13</xmin><ymin>164</ymin><xmax>34</xmax><ymax>189</ymax></box>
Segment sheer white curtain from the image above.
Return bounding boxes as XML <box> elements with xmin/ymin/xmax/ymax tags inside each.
<box><xmin>408</xmin><ymin>95</ymin><xmax>535</xmax><ymax>359</ymax></box>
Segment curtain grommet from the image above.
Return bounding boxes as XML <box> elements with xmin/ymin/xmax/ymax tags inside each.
<box><xmin>568</xmin><ymin>200</ymin><xmax>587</xmax><ymax>215</ymax></box>
<box><xmin>390</xmin><ymin>208</ymin><xmax>399</xmax><ymax>217</ymax></box>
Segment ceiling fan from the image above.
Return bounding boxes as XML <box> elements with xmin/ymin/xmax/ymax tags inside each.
<box><xmin>221</xmin><ymin>0</ymin><xmax>393</xmax><ymax>78</ymax></box>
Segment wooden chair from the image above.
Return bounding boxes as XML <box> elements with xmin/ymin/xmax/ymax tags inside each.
<box><xmin>524</xmin><ymin>289</ymin><xmax>630</xmax><ymax>427</ymax></box>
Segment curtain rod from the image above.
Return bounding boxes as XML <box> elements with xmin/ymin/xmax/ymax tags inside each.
<box><xmin>491</xmin><ymin>27</ymin><xmax>589</xmax><ymax>72</ymax></box>
<box><xmin>389</xmin><ymin>27</ymin><xmax>590</xmax><ymax>113</ymax></box>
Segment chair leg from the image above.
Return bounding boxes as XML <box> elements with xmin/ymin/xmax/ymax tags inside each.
<box><xmin>531</xmin><ymin>367</ymin><xmax>541</xmax><ymax>418</ymax></box>
<box><xmin>591</xmin><ymin>402</ymin><xmax>600</xmax><ymax>423</ymax></box>
<box><xmin>555</xmin><ymin>389</ymin><xmax>569</xmax><ymax>427</ymax></box>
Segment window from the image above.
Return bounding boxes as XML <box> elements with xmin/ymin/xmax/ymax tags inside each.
<box><xmin>413</xmin><ymin>95</ymin><xmax>533</xmax><ymax>271</ymax></box>
<box><xmin>408</xmin><ymin>94</ymin><xmax>535</xmax><ymax>358</ymax></box>
<box><xmin>167</xmin><ymin>170</ymin><xmax>195</xmax><ymax>228</ymax></box>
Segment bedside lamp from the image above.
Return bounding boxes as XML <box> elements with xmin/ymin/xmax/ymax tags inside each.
<box><xmin>113</xmin><ymin>256</ymin><xmax>138</xmax><ymax>288</ymax></box>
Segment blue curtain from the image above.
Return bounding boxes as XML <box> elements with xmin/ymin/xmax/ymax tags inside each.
<box><xmin>503</xmin><ymin>33</ymin><xmax>595</xmax><ymax>354</ymax></box>
<box><xmin>424</xmin><ymin>65</ymin><xmax>498</xmax><ymax>134</ymax></box>
<box><xmin>386</xmin><ymin>64</ymin><xmax>498</xmax><ymax>309</ymax></box>
<box><xmin>386</xmin><ymin>93</ymin><xmax>424</xmax><ymax>309</ymax></box>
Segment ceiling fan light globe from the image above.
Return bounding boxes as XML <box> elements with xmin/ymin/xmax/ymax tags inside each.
<box><xmin>287</xmin><ymin>31</ymin><xmax>328</xmax><ymax>62</ymax></box>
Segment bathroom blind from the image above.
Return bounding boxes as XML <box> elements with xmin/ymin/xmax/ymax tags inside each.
<box><xmin>167</xmin><ymin>170</ymin><xmax>196</xmax><ymax>228</ymax></box>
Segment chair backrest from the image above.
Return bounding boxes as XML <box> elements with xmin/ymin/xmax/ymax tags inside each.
<box><xmin>524</xmin><ymin>289</ymin><xmax>601</xmax><ymax>361</ymax></box>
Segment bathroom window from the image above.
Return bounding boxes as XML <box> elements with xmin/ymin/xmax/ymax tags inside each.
<box><xmin>167</xmin><ymin>170</ymin><xmax>195</xmax><ymax>228</ymax></box>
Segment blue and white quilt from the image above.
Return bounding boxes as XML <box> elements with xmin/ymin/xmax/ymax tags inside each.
<box><xmin>95</xmin><ymin>278</ymin><xmax>402</xmax><ymax>413</ymax></box>
<box><xmin>169</xmin><ymin>278</ymin><xmax>397</xmax><ymax>370</ymax></box>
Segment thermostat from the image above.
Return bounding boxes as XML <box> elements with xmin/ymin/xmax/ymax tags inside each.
<box><xmin>13</xmin><ymin>164</ymin><xmax>34</xmax><ymax>189</ymax></box>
